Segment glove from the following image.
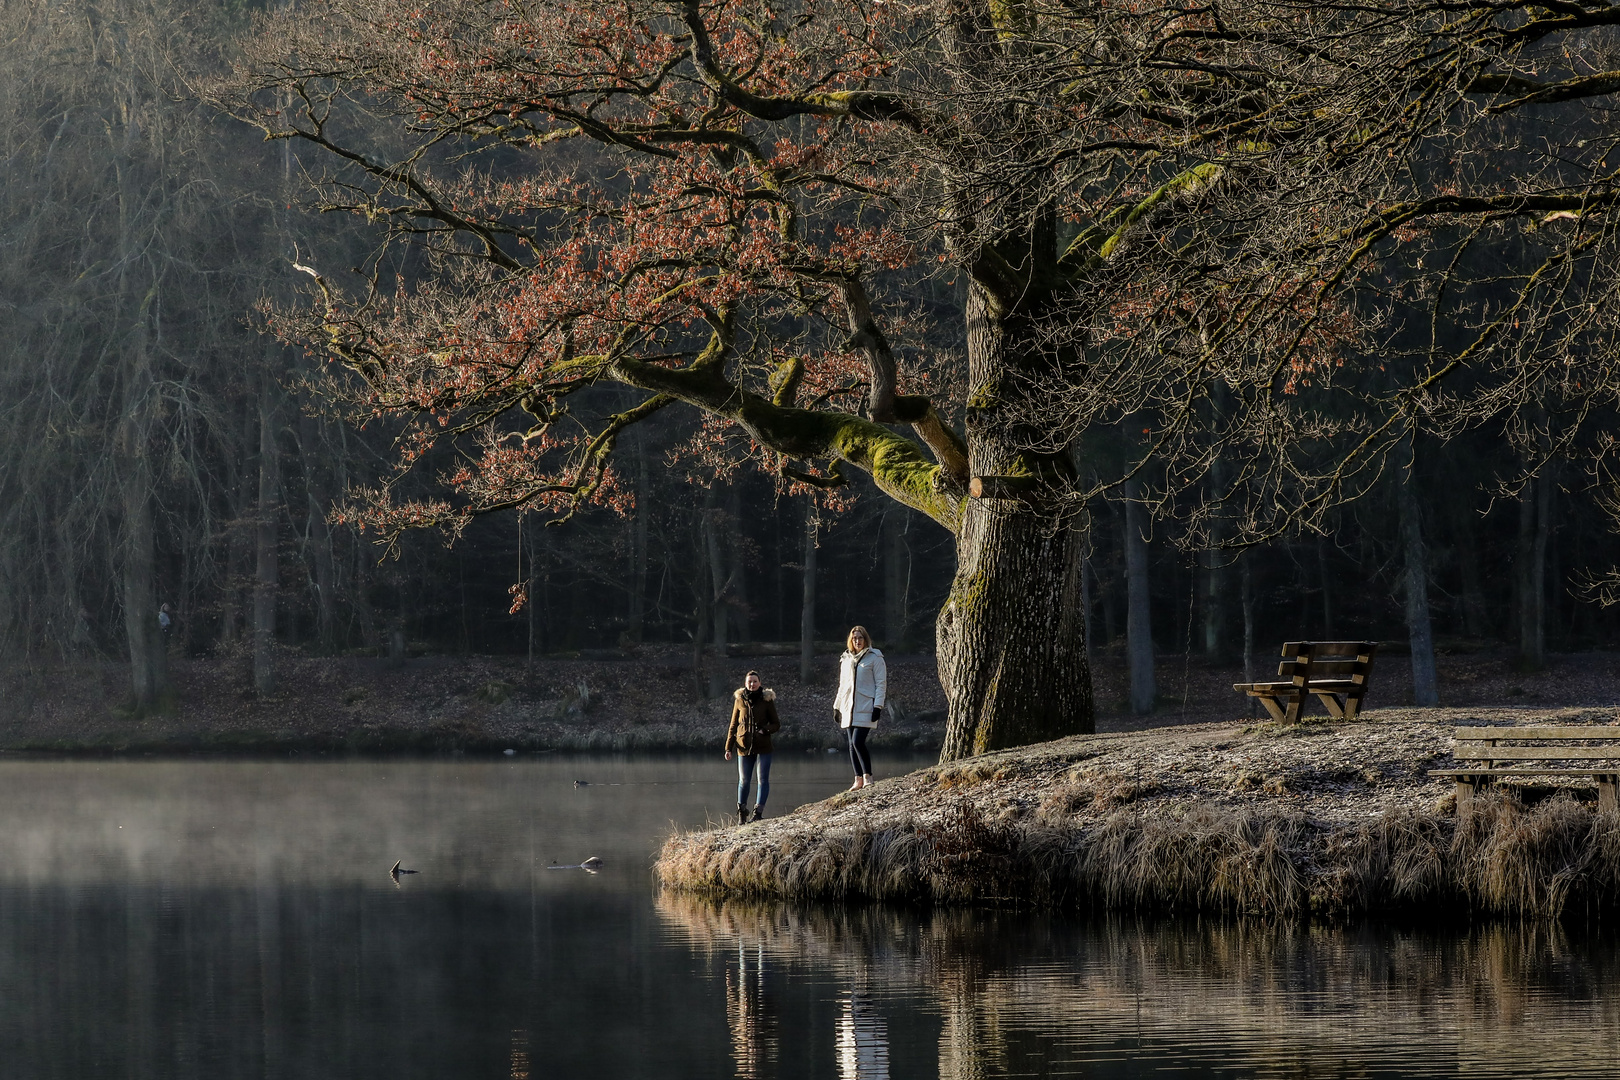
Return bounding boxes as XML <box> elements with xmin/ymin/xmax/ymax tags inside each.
<box><xmin>871</xmin><ymin>706</ymin><xmax>883</xmax><ymax>724</ymax></box>
<box><xmin>833</xmin><ymin>710</ymin><xmax>842</xmax><ymax>725</ymax></box>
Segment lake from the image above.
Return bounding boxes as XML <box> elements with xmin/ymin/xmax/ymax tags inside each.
<box><xmin>1</xmin><ymin>753</ymin><xmax>1617</xmax><ymax>1078</ymax></box>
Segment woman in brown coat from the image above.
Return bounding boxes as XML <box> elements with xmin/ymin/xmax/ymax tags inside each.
<box><xmin>725</xmin><ymin>670</ymin><xmax>781</xmax><ymax>825</ymax></box>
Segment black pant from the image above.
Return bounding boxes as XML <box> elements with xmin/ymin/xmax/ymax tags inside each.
<box><xmin>847</xmin><ymin>725</ymin><xmax>872</xmax><ymax>777</ymax></box>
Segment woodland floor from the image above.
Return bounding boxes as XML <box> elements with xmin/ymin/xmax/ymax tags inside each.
<box><xmin>0</xmin><ymin>638</ymin><xmax>1615</xmax><ymax>754</ymax></box>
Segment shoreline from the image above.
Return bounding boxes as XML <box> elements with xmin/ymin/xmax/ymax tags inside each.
<box><xmin>0</xmin><ymin>645</ymin><xmax>951</xmax><ymax>756</ymax></box>
<box><xmin>8</xmin><ymin>641</ymin><xmax>1620</xmax><ymax>755</ymax></box>
<box><xmin>657</xmin><ymin>706</ymin><xmax>1620</xmax><ymax>920</ymax></box>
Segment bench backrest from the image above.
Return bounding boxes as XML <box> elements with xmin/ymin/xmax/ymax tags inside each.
<box><xmin>1455</xmin><ymin>726</ymin><xmax>1620</xmax><ymax>762</ymax></box>
<box><xmin>1274</xmin><ymin>641</ymin><xmax>1378</xmax><ymax>688</ymax></box>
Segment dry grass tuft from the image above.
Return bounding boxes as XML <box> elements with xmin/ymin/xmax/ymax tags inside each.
<box><xmin>657</xmin><ymin>789</ymin><xmax>1620</xmax><ymax>919</ymax></box>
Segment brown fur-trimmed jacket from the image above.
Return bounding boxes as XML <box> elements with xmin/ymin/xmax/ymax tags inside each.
<box><xmin>725</xmin><ymin>687</ymin><xmax>781</xmax><ymax>756</ymax></box>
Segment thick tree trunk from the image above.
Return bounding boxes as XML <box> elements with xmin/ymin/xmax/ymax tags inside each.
<box><xmin>1123</xmin><ymin>478</ymin><xmax>1155</xmax><ymax>715</ymax></box>
<box><xmin>799</xmin><ymin>504</ymin><xmax>817</xmax><ymax>684</ymax></box>
<box><xmin>253</xmin><ymin>381</ymin><xmax>280</xmax><ymax>695</ymax></box>
<box><xmin>936</xmin><ymin>289</ymin><xmax>1094</xmax><ymax>760</ymax></box>
<box><xmin>1397</xmin><ymin>447</ymin><xmax>1439</xmax><ymax>706</ymax></box>
<box><xmin>937</xmin><ymin>507</ymin><xmax>1092</xmax><ymax>759</ymax></box>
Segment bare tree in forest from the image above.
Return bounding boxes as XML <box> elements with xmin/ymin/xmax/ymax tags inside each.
<box><xmin>0</xmin><ymin>0</ymin><xmax>275</xmax><ymax>707</ymax></box>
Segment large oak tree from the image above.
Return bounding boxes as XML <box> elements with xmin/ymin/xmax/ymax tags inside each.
<box><xmin>222</xmin><ymin>0</ymin><xmax>1620</xmax><ymax>756</ymax></box>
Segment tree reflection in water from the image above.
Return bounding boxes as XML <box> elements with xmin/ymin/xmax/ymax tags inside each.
<box><xmin>656</xmin><ymin>891</ymin><xmax>1620</xmax><ymax>1078</ymax></box>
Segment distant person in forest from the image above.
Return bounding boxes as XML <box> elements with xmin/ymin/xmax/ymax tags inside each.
<box><xmin>725</xmin><ymin>670</ymin><xmax>780</xmax><ymax>825</ymax></box>
<box><xmin>158</xmin><ymin>603</ymin><xmax>172</xmax><ymax>644</ymax></box>
<box><xmin>834</xmin><ymin>626</ymin><xmax>886</xmax><ymax>791</ymax></box>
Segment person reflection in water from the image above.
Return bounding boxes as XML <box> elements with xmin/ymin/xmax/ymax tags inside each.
<box><xmin>726</xmin><ymin>940</ymin><xmax>778</xmax><ymax>1080</ymax></box>
<box><xmin>725</xmin><ymin>670</ymin><xmax>780</xmax><ymax>825</ymax></box>
<box><xmin>836</xmin><ymin>990</ymin><xmax>891</xmax><ymax>1079</ymax></box>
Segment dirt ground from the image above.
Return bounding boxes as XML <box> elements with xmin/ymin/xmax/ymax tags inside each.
<box><xmin>0</xmin><ymin>639</ymin><xmax>1614</xmax><ymax>753</ymax></box>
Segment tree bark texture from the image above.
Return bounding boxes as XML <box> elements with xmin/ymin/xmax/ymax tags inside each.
<box><xmin>1397</xmin><ymin>449</ymin><xmax>1439</xmax><ymax>706</ymax></box>
<box><xmin>253</xmin><ymin>381</ymin><xmax>280</xmax><ymax>695</ymax></box>
<box><xmin>936</xmin><ymin>290</ymin><xmax>1094</xmax><ymax>760</ymax></box>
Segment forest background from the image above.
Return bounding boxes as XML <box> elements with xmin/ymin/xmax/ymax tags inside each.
<box><xmin>2</xmin><ymin>0</ymin><xmax>1618</xmax><ymax>750</ymax></box>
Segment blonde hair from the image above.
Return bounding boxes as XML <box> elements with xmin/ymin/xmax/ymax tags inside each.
<box><xmin>846</xmin><ymin>625</ymin><xmax>872</xmax><ymax>652</ymax></box>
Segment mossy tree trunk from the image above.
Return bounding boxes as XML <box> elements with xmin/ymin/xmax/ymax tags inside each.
<box><xmin>936</xmin><ymin>287</ymin><xmax>1094</xmax><ymax>761</ymax></box>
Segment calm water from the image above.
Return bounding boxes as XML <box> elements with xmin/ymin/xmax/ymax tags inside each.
<box><xmin>2</xmin><ymin>753</ymin><xmax>1619</xmax><ymax>1079</ymax></box>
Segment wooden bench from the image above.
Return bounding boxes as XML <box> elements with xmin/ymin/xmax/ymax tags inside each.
<box><xmin>1233</xmin><ymin>641</ymin><xmax>1378</xmax><ymax>724</ymax></box>
<box><xmin>1432</xmin><ymin>726</ymin><xmax>1620</xmax><ymax>812</ymax></box>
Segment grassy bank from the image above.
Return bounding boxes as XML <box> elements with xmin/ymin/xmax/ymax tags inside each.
<box><xmin>657</xmin><ymin>708</ymin><xmax>1620</xmax><ymax>919</ymax></box>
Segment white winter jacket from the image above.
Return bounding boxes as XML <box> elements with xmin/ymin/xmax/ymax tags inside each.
<box><xmin>834</xmin><ymin>647</ymin><xmax>886</xmax><ymax>728</ymax></box>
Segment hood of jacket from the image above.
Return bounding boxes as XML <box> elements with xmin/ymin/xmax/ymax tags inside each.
<box><xmin>734</xmin><ymin>687</ymin><xmax>775</xmax><ymax>702</ymax></box>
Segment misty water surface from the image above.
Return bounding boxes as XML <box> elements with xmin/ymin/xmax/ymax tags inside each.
<box><xmin>2</xmin><ymin>753</ymin><xmax>1618</xmax><ymax>1078</ymax></box>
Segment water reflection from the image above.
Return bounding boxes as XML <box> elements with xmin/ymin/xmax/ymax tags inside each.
<box><xmin>727</xmin><ymin>942</ymin><xmax>778</xmax><ymax>1079</ymax></box>
<box><xmin>5</xmin><ymin>756</ymin><xmax>1620</xmax><ymax>1078</ymax></box>
<box><xmin>656</xmin><ymin>893</ymin><xmax>1620</xmax><ymax>1078</ymax></box>
<box><xmin>836</xmin><ymin>992</ymin><xmax>890</xmax><ymax>1080</ymax></box>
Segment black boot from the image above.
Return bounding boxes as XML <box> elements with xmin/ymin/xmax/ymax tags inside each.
<box><xmin>737</xmin><ymin>803</ymin><xmax>748</xmax><ymax>826</ymax></box>
<box><xmin>751</xmin><ymin>805</ymin><xmax>765</xmax><ymax>822</ymax></box>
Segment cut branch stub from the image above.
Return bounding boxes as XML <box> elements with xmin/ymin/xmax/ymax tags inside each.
<box><xmin>968</xmin><ymin>474</ymin><xmax>1042</xmax><ymax>502</ymax></box>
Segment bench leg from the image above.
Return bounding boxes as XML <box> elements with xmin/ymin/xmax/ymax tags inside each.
<box><xmin>1342</xmin><ymin>693</ymin><xmax>1363</xmax><ymax>722</ymax></box>
<box><xmin>1601</xmin><ymin>777</ymin><xmax>1618</xmax><ymax>814</ymax></box>
<box><xmin>1283</xmin><ymin>695</ymin><xmax>1304</xmax><ymax>724</ymax></box>
<box><xmin>1456</xmin><ymin>777</ymin><xmax>1490</xmax><ymax>817</ymax></box>
<box><xmin>1313</xmin><ymin>692</ymin><xmax>1347</xmax><ymax>719</ymax></box>
<box><xmin>1255</xmin><ymin>696</ymin><xmax>1287</xmax><ymax>723</ymax></box>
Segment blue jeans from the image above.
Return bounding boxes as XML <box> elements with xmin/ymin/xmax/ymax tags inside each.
<box><xmin>737</xmin><ymin>753</ymin><xmax>772</xmax><ymax>808</ymax></box>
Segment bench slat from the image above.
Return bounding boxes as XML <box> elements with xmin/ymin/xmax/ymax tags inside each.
<box><xmin>1291</xmin><ymin>660</ymin><xmax>1371</xmax><ymax>676</ymax></box>
<box><xmin>1430</xmin><ymin>769</ymin><xmax>1620</xmax><ymax>777</ymax></box>
<box><xmin>1237</xmin><ymin>679</ymin><xmax>1364</xmax><ymax>693</ymax></box>
<box><xmin>1282</xmin><ymin>641</ymin><xmax>1377</xmax><ymax>658</ymax></box>
<box><xmin>1456</xmin><ymin>746</ymin><xmax>1620</xmax><ymax>761</ymax></box>
<box><xmin>1454</xmin><ymin>726</ymin><xmax>1620</xmax><ymax>741</ymax></box>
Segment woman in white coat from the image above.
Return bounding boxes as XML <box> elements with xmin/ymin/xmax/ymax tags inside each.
<box><xmin>833</xmin><ymin>625</ymin><xmax>886</xmax><ymax>790</ymax></box>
